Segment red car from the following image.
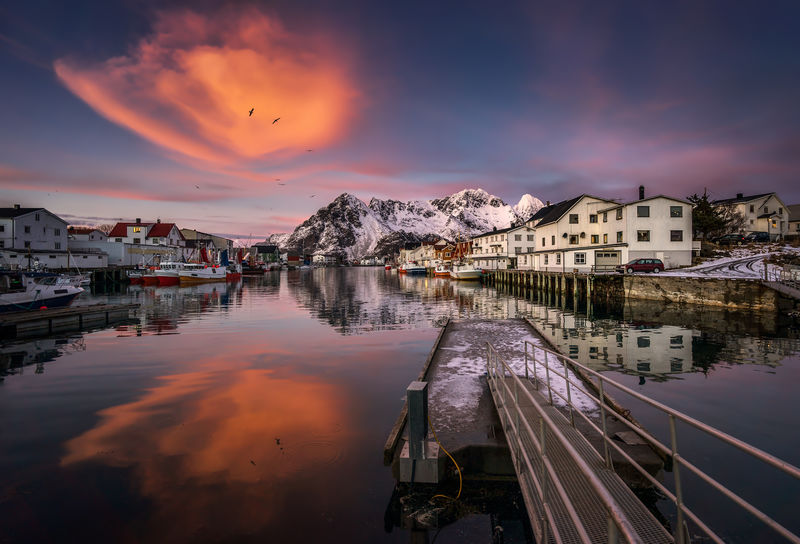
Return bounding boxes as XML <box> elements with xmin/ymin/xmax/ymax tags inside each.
<box><xmin>616</xmin><ymin>258</ymin><xmax>664</xmax><ymax>274</ymax></box>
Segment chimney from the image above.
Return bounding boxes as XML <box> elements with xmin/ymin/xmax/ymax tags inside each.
<box><xmin>546</xmin><ymin>200</ymin><xmax>550</xmax><ymax>206</ymax></box>
<box><xmin>136</xmin><ymin>218</ymin><xmax>141</xmax><ymax>224</ymax></box>
<box><xmin>639</xmin><ymin>185</ymin><xmax>645</xmax><ymax>200</ymax></box>
<box><xmin>493</xmin><ymin>226</ymin><xmax>497</xmax><ymax>231</ymax></box>
<box><xmin>157</xmin><ymin>218</ymin><xmax>161</xmax><ymax>223</ymax></box>
<box><xmin>736</xmin><ymin>193</ymin><xmax>743</xmax><ymax>199</ymax></box>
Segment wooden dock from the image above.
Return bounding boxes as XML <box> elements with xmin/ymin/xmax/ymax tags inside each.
<box><xmin>384</xmin><ymin>318</ymin><xmax>671</xmax><ymax>542</ymax></box>
<box><xmin>0</xmin><ymin>304</ymin><xmax>138</xmax><ymax>339</ymax></box>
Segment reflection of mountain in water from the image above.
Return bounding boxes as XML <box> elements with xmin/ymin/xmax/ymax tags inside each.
<box><xmin>0</xmin><ymin>336</ymin><xmax>86</xmax><ymax>376</ymax></box>
<box><xmin>527</xmin><ymin>304</ymin><xmax>800</xmax><ymax>378</ymax></box>
<box><xmin>286</xmin><ymin>268</ymin><xmax>538</xmax><ymax>335</ymax></box>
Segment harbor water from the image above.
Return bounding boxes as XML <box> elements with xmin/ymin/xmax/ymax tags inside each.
<box><xmin>1</xmin><ymin>268</ymin><xmax>799</xmax><ymax>543</ymax></box>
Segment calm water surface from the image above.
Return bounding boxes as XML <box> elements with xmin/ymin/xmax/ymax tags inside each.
<box><xmin>1</xmin><ymin>269</ymin><xmax>799</xmax><ymax>543</ymax></box>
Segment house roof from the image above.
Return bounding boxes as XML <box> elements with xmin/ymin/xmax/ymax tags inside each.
<box><xmin>532</xmin><ymin>195</ymin><xmax>588</xmax><ymax>228</ymax></box>
<box><xmin>712</xmin><ymin>192</ymin><xmax>773</xmax><ymax>205</ymax></box>
<box><xmin>68</xmin><ymin>227</ymin><xmax>101</xmax><ymax>235</ymax></box>
<box><xmin>475</xmin><ymin>225</ymin><xmax>516</xmax><ymax>238</ymax></box>
<box><xmin>108</xmin><ymin>222</ymin><xmax>146</xmax><ymax>237</ymax></box>
<box><xmin>148</xmin><ymin>223</ymin><xmax>182</xmax><ymax>238</ymax></box>
<box><xmin>788</xmin><ymin>204</ymin><xmax>800</xmax><ymax>222</ymax></box>
<box><xmin>0</xmin><ymin>207</ymin><xmax>46</xmax><ymax>219</ymax></box>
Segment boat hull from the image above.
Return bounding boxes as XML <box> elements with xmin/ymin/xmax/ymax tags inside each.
<box><xmin>0</xmin><ymin>291</ymin><xmax>83</xmax><ymax>312</ymax></box>
<box><xmin>156</xmin><ymin>273</ymin><xmax>180</xmax><ymax>286</ymax></box>
<box><xmin>450</xmin><ymin>269</ymin><xmax>482</xmax><ymax>280</ymax></box>
<box><xmin>142</xmin><ymin>275</ymin><xmax>159</xmax><ymax>286</ymax></box>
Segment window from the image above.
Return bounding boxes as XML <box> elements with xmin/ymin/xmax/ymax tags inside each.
<box><xmin>542</xmin><ymin>237</ymin><xmax>545</xmax><ymax>246</ymax></box>
<box><xmin>750</xmin><ymin>220</ymin><xmax>754</xmax><ymax>225</ymax></box>
<box><xmin>670</xmin><ymin>335</ymin><xmax>683</xmax><ymax>346</ymax></box>
<box><xmin>779</xmin><ymin>207</ymin><xmax>783</xmax><ymax>214</ymax></box>
<box><xmin>0</xmin><ymin>240</ymin><xmax>3</xmax><ymax>248</ymax></box>
<box><xmin>569</xmin><ymin>235</ymin><xmax>579</xmax><ymax>244</ymax></box>
<box><xmin>750</xmin><ymin>204</ymin><xmax>755</xmax><ymax>213</ymax></box>
<box><xmin>133</xmin><ymin>237</ymin><xmax>141</xmax><ymax>244</ymax></box>
<box><xmin>527</xmin><ymin>234</ymin><xmax>534</xmax><ymax>241</ymax></box>
<box><xmin>152</xmin><ymin>238</ymin><xmax>159</xmax><ymax>244</ymax></box>
<box><xmin>501</xmin><ymin>235</ymin><xmax>505</xmax><ymax>241</ymax></box>
<box><xmin>575</xmin><ymin>252</ymin><xmax>586</xmax><ymax>264</ymax></box>
<box><xmin>764</xmin><ymin>207</ymin><xmax>769</xmax><ymax>213</ymax></box>
<box><xmin>24</xmin><ymin>241</ymin><xmax>31</xmax><ymax>248</ymax></box>
<box><xmin>671</xmin><ymin>230</ymin><xmax>683</xmax><ymax>242</ymax></box>
<box><xmin>514</xmin><ymin>234</ymin><xmax>522</xmax><ymax>241</ymax></box>
<box><xmin>55</xmin><ymin>228</ymin><xmax>61</xmax><ymax>235</ymax></box>
<box><xmin>54</xmin><ymin>242</ymin><xmax>61</xmax><ymax>249</ymax></box>
<box><xmin>569</xmin><ymin>214</ymin><xmax>579</xmax><ymax>224</ymax></box>
<box><xmin>49</xmin><ymin>255</ymin><xmax>56</xmax><ymax>259</ymax></box>
<box><xmin>24</xmin><ymin>225</ymin><xmax>31</xmax><ymax>233</ymax></box>
<box><xmin>603</xmin><ymin>212</ymin><xmax>608</xmax><ymax>222</ymax></box>
<box><xmin>670</xmin><ymin>206</ymin><xmax>683</xmax><ymax>218</ymax></box>
<box><xmin>551</xmin><ymin>235</ymin><xmax>555</xmax><ymax>245</ymax></box>
<box><xmin>556</xmin><ymin>253</ymin><xmax>561</xmax><ymax>264</ymax></box>
<box><xmin>133</xmin><ymin>226</ymin><xmax>141</xmax><ymax>233</ymax></box>
<box><xmin>115</xmin><ymin>238</ymin><xmax>122</xmax><ymax>242</ymax></box>
<box><xmin>35</xmin><ymin>213</ymin><xmax>40</xmax><ymax>221</ymax></box>
<box><xmin>544</xmin><ymin>255</ymin><xmax>549</xmax><ymax>265</ymax></box>
<box><xmin>637</xmin><ymin>230</ymin><xmax>650</xmax><ymax>242</ymax></box>
<box><xmin>589</xmin><ymin>214</ymin><xmax>598</xmax><ymax>223</ymax></box>
<box><xmin>637</xmin><ymin>206</ymin><xmax>650</xmax><ymax>217</ymax></box>
<box><xmin>616</xmin><ymin>231</ymin><xmax>623</xmax><ymax>243</ymax></box>
<box><xmin>616</xmin><ymin>209</ymin><xmax>623</xmax><ymax>220</ymax></box>
<box><xmin>0</xmin><ymin>225</ymin><xmax>4</xmax><ymax>232</ymax></box>
<box><xmin>637</xmin><ymin>337</ymin><xmax>651</xmax><ymax>348</ymax></box>
<box><xmin>515</xmin><ymin>246</ymin><xmax>522</xmax><ymax>254</ymax></box>
<box><xmin>591</xmin><ymin>234</ymin><xmax>599</xmax><ymax>244</ymax></box>
<box><xmin>603</xmin><ymin>233</ymin><xmax>608</xmax><ymax>243</ymax></box>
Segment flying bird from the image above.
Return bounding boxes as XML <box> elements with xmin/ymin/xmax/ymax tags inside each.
<box><xmin>272</xmin><ymin>117</ymin><xmax>280</xmax><ymax>124</ymax></box>
<box><xmin>310</xmin><ymin>194</ymin><xmax>316</xmax><ymax>198</ymax></box>
<box><xmin>278</xmin><ymin>183</ymin><xmax>286</xmax><ymax>186</ymax></box>
<box><xmin>306</xmin><ymin>149</ymin><xmax>314</xmax><ymax>152</ymax></box>
<box><xmin>275</xmin><ymin>438</ymin><xmax>281</xmax><ymax>445</ymax></box>
<box><xmin>194</xmin><ymin>185</ymin><xmax>200</xmax><ymax>189</ymax></box>
<box><xmin>248</xmin><ymin>108</ymin><xmax>254</xmax><ymax>117</ymax></box>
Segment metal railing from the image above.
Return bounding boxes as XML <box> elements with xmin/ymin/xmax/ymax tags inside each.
<box><xmin>486</xmin><ymin>342</ymin><xmax>644</xmax><ymax>543</ymax></box>
<box><xmin>515</xmin><ymin>340</ymin><xmax>800</xmax><ymax>543</ymax></box>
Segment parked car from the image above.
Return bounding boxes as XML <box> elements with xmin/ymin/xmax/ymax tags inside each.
<box><xmin>616</xmin><ymin>258</ymin><xmax>664</xmax><ymax>274</ymax></box>
<box><xmin>744</xmin><ymin>231</ymin><xmax>770</xmax><ymax>243</ymax></box>
<box><xmin>714</xmin><ymin>233</ymin><xmax>746</xmax><ymax>246</ymax></box>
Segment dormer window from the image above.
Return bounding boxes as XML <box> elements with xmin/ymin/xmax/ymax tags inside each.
<box><xmin>133</xmin><ymin>227</ymin><xmax>141</xmax><ymax>233</ymax></box>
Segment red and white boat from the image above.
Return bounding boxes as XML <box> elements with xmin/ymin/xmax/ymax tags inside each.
<box><xmin>154</xmin><ymin>262</ymin><xmax>187</xmax><ymax>286</ymax></box>
<box><xmin>226</xmin><ymin>263</ymin><xmax>242</xmax><ymax>281</ymax></box>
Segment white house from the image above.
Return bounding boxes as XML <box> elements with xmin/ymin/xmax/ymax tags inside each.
<box><xmin>712</xmin><ymin>192</ymin><xmax>789</xmax><ymax>240</ymax></box>
<box><xmin>471</xmin><ymin>225</ymin><xmax>536</xmax><ymax>270</ymax></box>
<box><xmin>0</xmin><ymin>206</ymin><xmax>107</xmax><ymax>269</ymax></box>
<box><xmin>523</xmin><ymin>191</ymin><xmax>692</xmax><ymax>272</ymax></box>
<box><xmin>67</xmin><ymin>226</ymin><xmax>108</xmax><ymax>242</ymax></box>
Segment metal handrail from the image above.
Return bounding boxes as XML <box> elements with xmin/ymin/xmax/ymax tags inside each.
<box><xmin>486</xmin><ymin>342</ymin><xmax>642</xmax><ymax>543</ymax></box>
<box><xmin>522</xmin><ymin>339</ymin><xmax>800</xmax><ymax>544</ymax></box>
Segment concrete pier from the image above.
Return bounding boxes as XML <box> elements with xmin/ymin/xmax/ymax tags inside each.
<box><xmin>0</xmin><ymin>304</ymin><xmax>138</xmax><ymax>339</ymax></box>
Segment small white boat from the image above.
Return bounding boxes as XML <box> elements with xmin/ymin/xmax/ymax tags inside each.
<box><xmin>400</xmin><ymin>262</ymin><xmax>426</xmax><ymax>275</ymax></box>
<box><xmin>178</xmin><ymin>264</ymin><xmax>227</xmax><ymax>284</ymax></box>
<box><xmin>450</xmin><ymin>263</ymin><xmax>482</xmax><ymax>280</ymax></box>
<box><xmin>1</xmin><ymin>271</ymin><xmax>84</xmax><ymax>312</ymax></box>
<box><xmin>433</xmin><ymin>264</ymin><xmax>450</xmax><ymax>277</ymax></box>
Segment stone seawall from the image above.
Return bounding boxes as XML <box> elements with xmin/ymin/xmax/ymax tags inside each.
<box><xmin>622</xmin><ymin>276</ymin><xmax>785</xmax><ymax>312</ymax></box>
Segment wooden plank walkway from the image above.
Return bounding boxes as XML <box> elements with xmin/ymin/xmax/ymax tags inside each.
<box><xmin>0</xmin><ymin>304</ymin><xmax>138</xmax><ymax>339</ymax></box>
<box><xmin>489</xmin><ymin>375</ymin><xmax>673</xmax><ymax>544</ymax></box>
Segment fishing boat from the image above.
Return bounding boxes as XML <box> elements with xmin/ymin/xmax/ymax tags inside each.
<box><xmin>399</xmin><ymin>262</ymin><xmax>426</xmax><ymax>275</ymax></box>
<box><xmin>384</xmin><ymin>264</ymin><xmax>392</xmax><ymax>270</ymax></box>
<box><xmin>178</xmin><ymin>264</ymin><xmax>226</xmax><ymax>284</ymax></box>
<box><xmin>226</xmin><ymin>263</ymin><xmax>242</xmax><ymax>281</ymax></box>
<box><xmin>449</xmin><ymin>263</ymin><xmax>482</xmax><ymax>280</ymax></box>
<box><xmin>141</xmin><ymin>268</ymin><xmax>159</xmax><ymax>286</ymax></box>
<box><xmin>0</xmin><ymin>271</ymin><xmax>84</xmax><ymax>312</ymax></box>
<box><xmin>433</xmin><ymin>264</ymin><xmax>450</xmax><ymax>277</ymax></box>
<box><xmin>154</xmin><ymin>262</ymin><xmax>187</xmax><ymax>286</ymax></box>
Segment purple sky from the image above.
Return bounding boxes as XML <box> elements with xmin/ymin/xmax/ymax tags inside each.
<box><xmin>2</xmin><ymin>1</ymin><xmax>799</xmax><ymax>238</ymax></box>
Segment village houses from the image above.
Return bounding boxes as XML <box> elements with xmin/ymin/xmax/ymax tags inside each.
<box><xmin>712</xmin><ymin>192</ymin><xmax>789</xmax><ymax>241</ymax></box>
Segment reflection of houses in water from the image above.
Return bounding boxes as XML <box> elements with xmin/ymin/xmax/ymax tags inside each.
<box><xmin>528</xmin><ymin>305</ymin><xmax>799</xmax><ymax>375</ymax></box>
<box><xmin>116</xmin><ymin>282</ymin><xmax>243</xmax><ymax>337</ymax></box>
<box><xmin>0</xmin><ymin>336</ymin><xmax>86</xmax><ymax>375</ymax></box>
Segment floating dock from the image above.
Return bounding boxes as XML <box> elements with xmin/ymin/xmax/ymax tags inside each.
<box><xmin>0</xmin><ymin>304</ymin><xmax>138</xmax><ymax>339</ymax></box>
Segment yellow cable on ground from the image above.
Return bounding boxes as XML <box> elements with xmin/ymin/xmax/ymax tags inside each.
<box><xmin>427</xmin><ymin>415</ymin><xmax>462</xmax><ymax>501</ymax></box>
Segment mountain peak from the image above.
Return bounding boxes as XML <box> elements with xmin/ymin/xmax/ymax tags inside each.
<box><xmin>514</xmin><ymin>194</ymin><xmax>544</xmax><ymax>221</ymax></box>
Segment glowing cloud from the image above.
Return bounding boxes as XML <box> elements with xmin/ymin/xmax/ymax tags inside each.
<box><xmin>54</xmin><ymin>9</ymin><xmax>358</xmax><ymax>165</ymax></box>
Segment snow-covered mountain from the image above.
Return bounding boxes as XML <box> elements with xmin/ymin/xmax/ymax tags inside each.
<box><xmin>514</xmin><ymin>194</ymin><xmax>545</xmax><ymax>222</ymax></box>
<box><xmin>274</xmin><ymin>189</ymin><xmax>543</xmax><ymax>259</ymax></box>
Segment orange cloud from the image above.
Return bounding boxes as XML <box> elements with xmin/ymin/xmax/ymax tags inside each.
<box><xmin>61</xmin><ymin>368</ymin><xmax>352</xmax><ymax>537</ymax></box>
<box><xmin>54</xmin><ymin>9</ymin><xmax>359</xmax><ymax>166</ymax></box>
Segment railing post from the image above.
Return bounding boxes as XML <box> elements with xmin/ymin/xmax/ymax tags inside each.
<box><xmin>670</xmin><ymin>414</ymin><xmax>687</xmax><ymax>544</ymax></box>
<box><xmin>543</xmin><ymin>350</ymin><xmax>553</xmax><ymax>405</ymax></box>
<box><xmin>532</xmin><ymin>344</ymin><xmax>538</xmax><ymax>391</ymax></box>
<box><xmin>598</xmin><ymin>378</ymin><xmax>613</xmax><ymax>470</ymax></box>
<box><xmin>524</xmin><ymin>341</ymin><xmax>529</xmax><ymax>380</ymax></box>
<box><xmin>540</xmin><ymin>417</ymin><xmax>550</xmax><ymax>543</ymax></box>
<box><xmin>406</xmin><ymin>381</ymin><xmax>428</xmax><ymax>461</ymax></box>
<box><xmin>565</xmin><ymin>362</ymin><xmax>574</xmax><ymax>427</ymax></box>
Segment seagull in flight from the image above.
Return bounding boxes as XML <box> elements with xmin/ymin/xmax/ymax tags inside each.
<box><xmin>248</xmin><ymin>108</ymin><xmax>254</xmax><ymax>117</ymax></box>
<box><xmin>272</xmin><ymin>117</ymin><xmax>280</xmax><ymax>124</ymax></box>
<box><xmin>310</xmin><ymin>194</ymin><xmax>316</xmax><ymax>198</ymax></box>
<box><xmin>306</xmin><ymin>149</ymin><xmax>313</xmax><ymax>152</ymax></box>
<box><xmin>194</xmin><ymin>185</ymin><xmax>200</xmax><ymax>189</ymax></box>
<box><xmin>278</xmin><ymin>183</ymin><xmax>285</xmax><ymax>186</ymax></box>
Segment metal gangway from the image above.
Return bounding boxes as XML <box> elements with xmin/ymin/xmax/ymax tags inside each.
<box><xmin>485</xmin><ymin>340</ymin><xmax>800</xmax><ymax>543</ymax></box>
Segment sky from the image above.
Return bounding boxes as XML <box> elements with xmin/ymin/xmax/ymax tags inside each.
<box><xmin>2</xmin><ymin>0</ymin><xmax>799</xmax><ymax>239</ymax></box>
